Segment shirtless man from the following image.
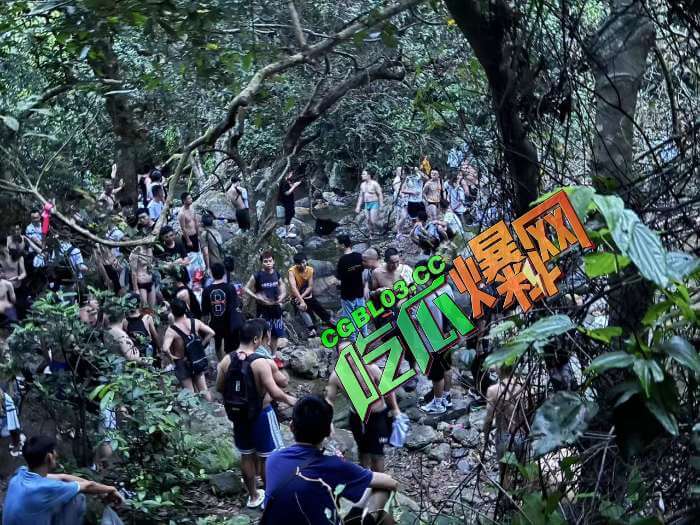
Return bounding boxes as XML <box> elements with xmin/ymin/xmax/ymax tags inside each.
<box><xmin>0</xmin><ymin>266</ymin><xmax>17</xmax><ymax>326</ymax></box>
<box><xmin>227</xmin><ymin>177</ymin><xmax>251</xmax><ymax>231</ymax></box>
<box><xmin>105</xmin><ymin>309</ymin><xmax>141</xmax><ymax>362</ymax></box>
<box><xmin>423</xmin><ymin>169</ymin><xmax>443</xmax><ymax>220</ymax></box>
<box><xmin>483</xmin><ymin>364</ymin><xmax>528</xmax><ymax>485</ymax></box>
<box><xmin>178</xmin><ymin>192</ymin><xmax>199</xmax><ymax>252</ymax></box>
<box><xmin>129</xmin><ymin>245</ymin><xmax>156</xmax><ymax>307</ymax></box>
<box><xmin>216</xmin><ymin>319</ymin><xmax>296</xmax><ymax>508</ymax></box>
<box><xmin>370</xmin><ymin>247</ymin><xmax>413</xmax><ymax>328</ymax></box>
<box><xmin>355</xmin><ymin>169</ymin><xmax>384</xmax><ymax>237</ymax></box>
<box><xmin>326</xmin><ymin>342</ymin><xmax>400</xmax><ymax>473</ymax></box>
<box><xmin>163</xmin><ymin>298</ymin><xmax>215</xmax><ymax>401</ymax></box>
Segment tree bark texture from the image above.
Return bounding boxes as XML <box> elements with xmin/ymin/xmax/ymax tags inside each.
<box><xmin>89</xmin><ymin>37</ymin><xmax>147</xmax><ymax>205</ymax></box>
<box><xmin>444</xmin><ymin>0</ymin><xmax>540</xmax><ymax>216</ymax></box>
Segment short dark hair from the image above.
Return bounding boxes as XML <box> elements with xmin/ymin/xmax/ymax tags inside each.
<box><xmin>151</xmin><ymin>171</ymin><xmax>162</xmax><ymax>182</ymax></box>
<box><xmin>292</xmin><ymin>395</ymin><xmax>333</xmax><ymax>444</ymax></box>
<box><xmin>293</xmin><ymin>253</ymin><xmax>307</xmax><ymax>265</ymax></box>
<box><xmin>231</xmin><ymin>177</ymin><xmax>241</xmax><ymax>184</ymax></box>
<box><xmin>170</xmin><ymin>298</ymin><xmax>188</xmax><ymax>318</ymax></box>
<box><xmin>240</xmin><ymin>319</ymin><xmax>264</xmax><ymax>344</ymax></box>
<box><xmin>152</xmin><ymin>185</ymin><xmax>164</xmax><ymax>198</ymax></box>
<box><xmin>384</xmin><ymin>247</ymin><xmax>399</xmax><ymax>262</ymax></box>
<box><xmin>260</xmin><ymin>250</ymin><xmax>274</xmax><ymax>262</ymax></box>
<box><xmin>160</xmin><ymin>225</ymin><xmax>174</xmax><ymax>238</ymax></box>
<box><xmin>336</xmin><ymin>234</ymin><xmax>352</xmax><ymax>248</ymax></box>
<box><xmin>181</xmin><ymin>192</ymin><xmax>191</xmax><ymax>202</ymax></box>
<box><xmin>23</xmin><ymin>435</ymin><xmax>57</xmax><ymax>469</ymax></box>
<box><xmin>202</xmin><ymin>213</ymin><xmax>214</xmax><ymax>227</ymax></box>
<box><xmin>211</xmin><ymin>262</ymin><xmax>226</xmax><ymax>279</ymax></box>
<box><xmin>250</xmin><ymin>318</ymin><xmax>270</xmax><ymax>340</ymax></box>
<box><xmin>136</xmin><ymin>208</ymin><xmax>149</xmax><ymax>218</ymax></box>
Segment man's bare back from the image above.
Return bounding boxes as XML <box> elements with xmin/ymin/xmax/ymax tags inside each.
<box><xmin>0</xmin><ymin>279</ymin><xmax>15</xmax><ymax>313</ymax></box>
<box><xmin>227</xmin><ymin>185</ymin><xmax>247</xmax><ymax>210</ymax></box>
<box><xmin>484</xmin><ymin>378</ymin><xmax>526</xmax><ymax>435</ymax></box>
<box><xmin>327</xmin><ymin>363</ymin><xmax>387</xmax><ymax>414</ymax></box>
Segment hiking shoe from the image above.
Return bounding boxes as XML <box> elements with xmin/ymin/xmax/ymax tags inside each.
<box><xmin>444</xmin><ymin>392</ymin><xmax>453</xmax><ymax>408</ymax></box>
<box><xmin>247</xmin><ymin>489</ymin><xmax>265</xmax><ymax>509</ymax></box>
<box><xmin>420</xmin><ymin>398</ymin><xmax>446</xmax><ymax>415</ymax></box>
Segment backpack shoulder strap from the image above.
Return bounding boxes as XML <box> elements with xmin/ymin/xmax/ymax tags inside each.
<box><xmin>170</xmin><ymin>323</ymin><xmax>189</xmax><ymax>342</ymax></box>
<box><xmin>189</xmin><ymin>317</ymin><xmax>198</xmax><ymax>337</ymax></box>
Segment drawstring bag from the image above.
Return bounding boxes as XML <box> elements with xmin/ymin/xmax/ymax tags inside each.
<box><xmin>389</xmin><ymin>413</ymin><xmax>410</xmax><ymax>448</ymax></box>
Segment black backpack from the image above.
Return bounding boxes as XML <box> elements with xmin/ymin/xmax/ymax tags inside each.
<box><xmin>170</xmin><ymin>318</ymin><xmax>209</xmax><ymax>375</ymax></box>
<box><xmin>223</xmin><ymin>353</ymin><xmax>263</xmax><ymax>422</ymax></box>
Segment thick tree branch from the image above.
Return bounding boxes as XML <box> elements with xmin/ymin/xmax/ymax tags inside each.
<box><xmin>287</xmin><ymin>0</ymin><xmax>308</xmax><ymax>49</ymax></box>
<box><xmin>17</xmin><ymin>82</ymin><xmax>74</xmax><ymax>121</ymax></box>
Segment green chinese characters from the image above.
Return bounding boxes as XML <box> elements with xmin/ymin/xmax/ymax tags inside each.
<box><xmin>334</xmin><ymin>274</ymin><xmax>475</xmax><ymax>421</ymax></box>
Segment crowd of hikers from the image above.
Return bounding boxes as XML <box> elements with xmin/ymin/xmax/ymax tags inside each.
<box><xmin>0</xmin><ymin>157</ymin><xmax>514</xmax><ymax>525</ymax></box>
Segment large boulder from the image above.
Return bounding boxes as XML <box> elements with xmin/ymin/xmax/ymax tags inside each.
<box><xmin>327</xmin><ymin>427</ymin><xmax>358</xmax><ymax>462</ymax></box>
<box><xmin>427</xmin><ymin>442</ymin><xmax>451</xmax><ymax>462</ymax></box>
<box><xmin>308</xmin><ymin>259</ymin><xmax>335</xmax><ymax>278</ymax></box>
<box><xmin>284</xmin><ymin>345</ymin><xmax>336</xmax><ymax>379</ymax></box>
<box><xmin>405</xmin><ymin>424</ymin><xmax>438</xmax><ymax>450</ymax></box>
<box><xmin>451</xmin><ymin>425</ymin><xmax>480</xmax><ymax>448</ymax></box>
<box><xmin>209</xmin><ymin>471</ymin><xmax>244</xmax><ymax>497</ymax></box>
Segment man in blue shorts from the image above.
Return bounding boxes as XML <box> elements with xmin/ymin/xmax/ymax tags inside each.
<box><xmin>216</xmin><ymin>321</ymin><xmax>296</xmax><ymax>509</ymax></box>
<box><xmin>244</xmin><ymin>251</ymin><xmax>287</xmax><ymax>363</ymax></box>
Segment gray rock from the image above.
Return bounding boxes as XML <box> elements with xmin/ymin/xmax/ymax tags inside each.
<box><xmin>406</xmin><ymin>425</ymin><xmax>438</xmax><ymax>450</ymax></box>
<box><xmin>308</xmin><ymin>259</ymin><xmax>336</xmax><ymax>278</ymax></box>
<box><xmin>304</xmin><ymin>236</ymin><xmax>327</xmax><ymax>250</ymax></box>
<box><xmin>427</xmin><ymin>442</ymin><xmax>451</xmax><ymax>461</ymax></box>
<box><xmin>456</xmin><ymin>458</ymin><xmax>473</xmax><ymax>474</ymax></box>
<box><xmin>327</xmin><ymin>428</ymin><xmax>358</xmax><ymax>462</ymax></box>
<box><xmin>352</xmin><ymin>243</ymin><xmax>369</xmax><ymax>253</ymax></box>
<box><xmin>404</xmin><ymin>407</ymin><xmax>426</xmax><ymax>424</ymax></box>
<box><xmin>296</xmin><ymin>197</ymin><xmax>310</xmax><ymax>208</ymax></box>
<box><xmin>452</xmin><ymin>447</ymin><xmax>468</xmax><ymax>459</ymax></box>
<box><xmin>451</xmin><ymin>426</ymin><xmax>481</xmax><ymax>448</ymax></box>
<box><xmin>209</xmin><ymin>471</ymin><xmax>244</xmax><ymax>496</ymax></box>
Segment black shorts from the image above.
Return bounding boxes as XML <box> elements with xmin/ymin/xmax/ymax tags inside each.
<box><xmin>349</xmin><ymin>408</ymin><xmax>392</xmax><ymax>456</ymax></box>
<box><xmin>236</xmin><ymin>208</ymin><xmax>251</xmax><ymax>231</ymax></box>
<box><xmin>186</xmin><ymin>234</ymin><xmax>199</xmax><ymax>252</ymax></box>
<box><xmin>138</xmin><ymin>281</ymin><xmax>153</xmax><ymax>293</ymax></box>
<box><xmin>105</xmin><ymin>265</ymin><xmax>121</xmax><ymax>290</ymax></box>
<box><xmin>283</xmin><ymin>203</ymin><xmax>295</xmax><ymax>226</ymax></box>
<box><xmin>214</xmin><ymin>325</ymin><xmax>241</xmax><ymax>353</ymax></box>
<box><xmin>174</xmin><ymin>358</ymin><xmax>193</xmax><ymax>382</ymax></box>
<box><xmin>427</xmin><ymin>350</ymin><xmax>452</xmax><ymax>381</ymax></box>
<box><xmin>406</xmin><ymin>201</ymin><xmax>425</xmax><ymax>219</ymax></box>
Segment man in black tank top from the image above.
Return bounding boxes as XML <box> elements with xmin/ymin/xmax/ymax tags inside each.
<box><xmin>244</xmin><ymin>251</ymin><xmax>287</xmax><ymax>357</ymax></box>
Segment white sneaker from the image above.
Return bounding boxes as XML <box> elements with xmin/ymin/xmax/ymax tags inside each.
<box><xmin>286</xmin><ymin>232</ymin><xmax>297</xmax><ymax>238</ymax></box>
<box><xmin>247</xmin><ymin>489</ymin><xmax>265</xmax><ymax>508</ymax></box>
<box><xmin>444</xmin><ymin>393</ymin><xmax>453</xmax><ymax>408</ymax></box>
<box><xmin>420</xmin><ymin>398</ymin><xmax>446</xmax><ymax>414</ymax></box>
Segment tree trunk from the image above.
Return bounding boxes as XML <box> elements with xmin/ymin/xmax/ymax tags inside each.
<box><xmin>444</xmin><ymin>0</ymin><xmax>540</xmax><ymax>216</ymax></box>
<box><xmin>89</xmin><ymin>38</ymin><xmax>147</xmax><ymax>205</ymax></box>
<box><xmin>587</xmin><ymin>0</ymin><xmax>656</xmax><ymax>331</ymax></box>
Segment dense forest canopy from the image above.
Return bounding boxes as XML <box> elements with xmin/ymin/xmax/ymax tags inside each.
<box><xmin>1</xmin><ymin>0</ymin><xmax>700</xmax><ymax>523</ymax></box>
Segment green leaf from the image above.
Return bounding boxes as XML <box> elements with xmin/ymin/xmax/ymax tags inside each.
<box><xmin>626</xmin><ymin>221</ymin><xmax>670</xmax><ymax>288</ymax></box>
<box><xmin>483</xmin><ymin>342</ymin><xmax>527</xmax><ymax>369</ymax></box>
<box><xmin>645</xmin><ymin>399</ymin><xmax>679</xmax><ymax>436</ymax></box>
<box><xmin>581</xmin><ymin>326</ymin><xmax>623</xmax><ymax>344</ymax></box>
<box><xmin>633</xmin><ymin>358</ymin><xmax>664</xmax><ymax>397</ymax></box>
<box><xmin>592</xmin><ymin>194</ymin><xmax>625</xmax><ymax>233</ymax></box>
<box><xmin>1</xmin><ymin>115</ymin><xmax>19</xmax><ymax>132</ymax></box>
<box><xmin>611</xmin><ymin>381</ymin><xmax>642</xmax><ymax>407</ymax></box>
<box><xmin>512</xmin><ymin>315</ymin><xmax>575</xmax><ymax>344</ymax></box>
<box><xmin>587</xmin><ymin>352</ymin><xmax>634</xmax><ymax>374</ymax></box>
<box><xmin>583</xmin><ymin>252</ymin><xmax>631</xmax><ymax>277</ymax></box>
<box><xmin>666</xmin><ymin>251</ymin><xmax>700</xmax><ymax>281</ymax></box>
<box><xmin>531</xmin><ymin>392</ymin><xmax>598</xmax><ymax>456</ymax></box>
<box><xmin>658</xmin><ymin>336</ymin><xmax>700</xmax><ymax>375</ymax></box>
<box><xmin>642</xmin><ymin>301</ymin><xmax>672</xmax><ymax>326</ymax></box>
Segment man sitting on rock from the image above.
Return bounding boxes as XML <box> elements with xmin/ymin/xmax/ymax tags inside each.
<box><xmin>287</xmin><ymin>253</ymin><xmax>332</xmax><ymax>338</ymax></box>
<box><xmin>262</xmin><ymin>395</ymin><xmax>399</xmax><ymax>525</ymax></box>
<box><xmin>3</xmin><ymin>435</ymin><xmax>123</xmax><ymax>525</ymax></box>
<box><xmin>326</xmin><ymin>342</ymin><xmax>401</xmax><ymax>474</ymax></box>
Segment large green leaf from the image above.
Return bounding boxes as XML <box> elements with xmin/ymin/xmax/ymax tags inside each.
<box><xmin>581</xmin><ymin>326</ymin><xmax>623</xmax><ymax>344</ymax></box>
<box><xmin>483</xmin><ymin>342</ymin><xmax>528</xmax><ymax>368</ymax></box>
<box><xmin>531</xmin><ymin>392</ymin><xmax>598</xmax><ymax>456</ymax></box>
<box><xmin>645</xmin><ymin>399</ymin><xmax>679</xmax><ymax>436</ymax></box>
<box><xmin>583</xmin><ymin>252</ymin><xmax>631</xmax><ymax>278</ymax></box>
<box><xmin>666</xmin><ymin>251</ymin><xmax>700</xmax><ymax>281</ymax></box>
<box><xmin>658</xmin><ymin>336</ymin><xmax>700</xmax><ymax>375</ymax></box>
<box><xmin>514</xmin><ymin>315</ymin><xmax>575</xmax><ymax>344</ymax></box>
<box><xmin>642</xmin><ymin>301</ymin><xmax>672</xmax><ymax>326</ymax></box>
<box><xmin>633</xmin><ymin>358</ymin><xmax>665</xmax><ymax>397</ymax></box>
<box><xmin>531</xmin><ymin>185</ymin><xmax>595</xmax><ymax>221</ymax></box>
<box><xmin>626</xmin><ymin>221</ymin><xmax>670</xmax><ymax>288</ymax></box>
<box><xmin>587</xmin><ymin>351</ymin><xmax>634</xmax><ymax>374</ymax></box>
